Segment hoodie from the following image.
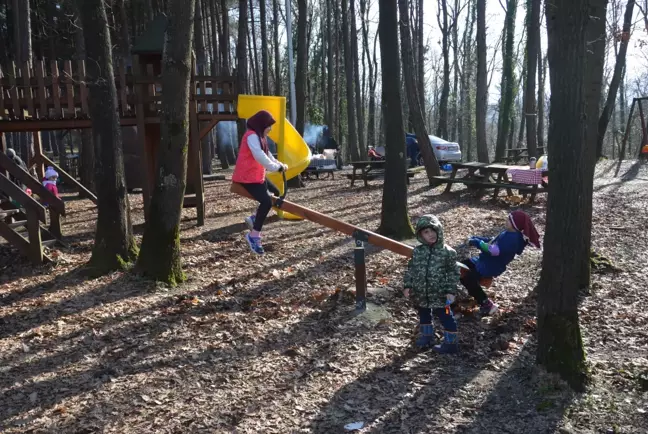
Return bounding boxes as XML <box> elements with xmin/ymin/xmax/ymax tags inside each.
<box><xmin>403</xmin><ymin>215</ymin><xmax>460</xmax><ymax>308</ymax></box>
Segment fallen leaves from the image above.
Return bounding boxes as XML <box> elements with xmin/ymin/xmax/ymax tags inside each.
<box><xmin>0</xmin><ymin>163</ymin><xmax>646</xmax><ymax>433</ymax></box>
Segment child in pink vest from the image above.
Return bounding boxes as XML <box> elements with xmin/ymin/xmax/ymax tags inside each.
<box><xmin>232</xmin><ymin>110</ymin><xmax>287</xmax><ymax>254</ymax></box>
<box><xmin>43</xmin><ymin>167</ymin><xmax>60</xmax><ymax>203</ymax></box>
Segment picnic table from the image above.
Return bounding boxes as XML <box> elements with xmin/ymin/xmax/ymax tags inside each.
<box><xmin>430</xmin><ymin>162</ymin><xmax>548</xmax><ymax>203</ymax></box>
<box><xmin>346</xmin><ymin>160</ymin><xmax>416</xmax><ymax>187</ymax></box>
<box><xmin>302</xmin><ymin>158</ymin><xmax>338</xmax><ymax>180</ymax></box>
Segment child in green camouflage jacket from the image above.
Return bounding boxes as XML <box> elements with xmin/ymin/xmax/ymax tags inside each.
<box><xmin>403</xmin><ymin>214</ymin><xmax>460</xmax><ymax>353</ymax></box>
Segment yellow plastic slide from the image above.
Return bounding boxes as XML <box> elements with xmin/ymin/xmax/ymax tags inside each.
<box><xmin>237</xmin><ymin>95</ymin><xmax>312</xmax><ymax>220</ymax></box>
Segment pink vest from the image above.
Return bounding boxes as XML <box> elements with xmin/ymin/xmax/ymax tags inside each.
<box><xmin>232</xmin><ymin>130</ymin><xmax>267</xmax><ymax>184</ymax></box>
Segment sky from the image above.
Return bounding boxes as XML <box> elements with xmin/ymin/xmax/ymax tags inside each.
<box><xmin>349</xmin><ymin>0</ymin><xmax>648</xmax><ymax>103</ymax></box>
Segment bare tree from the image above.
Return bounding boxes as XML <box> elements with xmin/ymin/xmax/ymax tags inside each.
<box><xmin>475</xmin><ymin>0</ymin><xmax>489</xmax><ymax>162</ymax></box>
<box><xmin>77</xmin><ymin>0</ymin><xmax>137</xmax><ymax>273</ymax></box>
<box><xmin>378</xmin><ymin>0</ymin><xmax>414</xmax><ymax>239</ymax></box>
<box><xmin>525</xmin><ymin>0</ymin><xmax>541</xmax><ymax>157</ymax></box>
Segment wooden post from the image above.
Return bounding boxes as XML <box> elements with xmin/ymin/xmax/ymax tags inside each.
<box><xmin>26</xmin><ymin>210</ymin><xmax>43</xmax><ymax>264</ymax></box>
<box><xmin>77</xmin><ymin>59</ymin><xmax>89</xmax><ymax>115</ymax></box>
<box><xmin>33</xmin><ymin>131</ymin><xmax>44</xmax><ymax>180</ymax></box>
<box><xmin>50</xmin><ymin>60</ymin><xmax>62</xmax><ymax>118</ymax></box>
<box><xmin>190</xmin><ymin>95</ymin><xmax>205</xmax><ymax>226</ymax></box>
<box><xmin>0</xmin><ymin>133</ymin><xmax>6</xmax><ymax>178</ymax></box>
<box><xmin>35</xmin><ymin>60</ymin><xmax>47</xmax><ymax>119</ymax></box>
<box><xmin>21</xmin><ymin>61</ymin><xmax>35</xmax><ymax>118</ymax></box>
<box><xmin>133</xmin><ymin>55</ymin><xmax>151</xmax><ymax>220</ymax></box>
<box><xmin>354</xmin><ymin>235</ymin><xmax>367</xmax><ymax>312</ymax></box>
<box><xmin>620</xmin><ymin>98</ymin><xmax>636</xmax><ymax>161</ymax></box>
<box><xmin>49</xmin><ymin>211</ymin><xmax>62</xmax><ymax>239</ymax></box>
<box><xmin>63</xmin><ymin>60</ymin><xmax>75</xmax><ymax>117</ymax></box>
<box><xmin>8</xmin><ymin>62</ymin><xmax>20</xmax><ymax>119</ymax></box>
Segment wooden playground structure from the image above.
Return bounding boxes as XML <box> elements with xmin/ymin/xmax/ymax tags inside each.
<box><xmin>0</xmin><ymin>40</ymin><xmax>237</xmax><ymax>263</ymax></box>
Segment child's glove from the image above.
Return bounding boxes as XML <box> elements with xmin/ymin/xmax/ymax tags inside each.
<box><xmin>468</xmin><ymin>237</ymin><xmax>481</xmax><ymax>248</ymax></box>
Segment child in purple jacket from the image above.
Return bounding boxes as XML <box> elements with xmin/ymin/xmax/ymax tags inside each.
<box><xmin>461</xmin><ymin>210</ymin><xmax>540</xmax><ymax>315</ymax></box>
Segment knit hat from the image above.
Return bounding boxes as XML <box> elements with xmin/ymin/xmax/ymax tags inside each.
<box><xmin>44</xmin><ymin>167</ymin><xmax>59</xmax><ymax>180</ymax></box>
<box><xmin>246</xmin><ymin>110</ymin><xmax>276</xmax><ymax>139</ymax></box>
<box><xmin>509</xmin><ymin>210</ymin><xmax>540</xmax><ymax>248</ymax></box>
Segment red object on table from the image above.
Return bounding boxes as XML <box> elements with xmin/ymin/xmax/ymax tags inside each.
<box><xmin>506</xmin><ymin>168</ymin><xmax>545</xmax><ymax>185</ymax></box>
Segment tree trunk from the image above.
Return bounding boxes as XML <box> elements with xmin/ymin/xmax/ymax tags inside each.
<box><xmin>14</xmin><ymin>0</ymin><xmax>34</xmax><ymax>165</ymax></box>
<box><xmin>578</xmin><ymin>0</ymin><xmax>607</xmax><ymax>290</ymax></box>
<box><xmin>115</xmin><ymin>0</ymin><xmax>131</xmax><ymax>61</ymax></box>
<box><xmin>73</xmin><ymin>7</ymin><xmax>96</xmax><ymax>193</ymax></box>
<box><xmin>350</xmin><ymin>0</ymin><xmax>365</xmax><ymax>158</ymax></box>
<box><xmin>220</xmin><ymin>0</ymin><xmax>230</xmax><ymax>74</ymax></box>
<box><xmin>537</xmin><ymin>53</ymin><xmax>547</xmax><ymax>150</ymax></box>
<box><xmin>436</xmin><ymin>0</ymin><xmax>450</xmax><ymax>139</ymax></box>
<box><xmin>525</xmin><ymin>0</ymin><xmax>540</xmax><ymax>157</ymax></box>
<box><xmin>378</xmin><ymin>0</ymin><xmax>414</xmax><ymax>240</ymax></box>
<box><xmin>210</xmin><ymin>0</ymin><xmax>220</xmax><ymax>74</ymax></box>
<box><xmin>537</xmin><ymin>0</ymin><xmax>603</xmax><ymax>392</ymax></box>
<box><xmin>475</xmin><ymin>0</ymin><xmax>488</xmax><ymax>162</ymax></box>
<box><xmin>77</xmin><ymin>0</ymin><xmax>137</xmax><ymax>273</ymax></box>
<box><xmin>360</xmin><ymin>0</ymin><xmax>376</xmax><ymax>146</ymax></box>
<box><xmin>295</xmin><ymin>0</ymin><xmax>308</xmax><ymax>136</ymax></box>
<box><xmin>327</xmin><ymin>0</ymin><xmax>335</xmax><ymax>128</ymax></box>
<box><xmin>236</xmin><ymin>0</ymin><xmax>248</xmax><ymax>94</ymax></box>
<box><xmin>597</xmin><ymin>0</ymin><xmax>634</xmax><ymax>159</ymax></box>
<box><xmin>398</xmin><ymin>0</ymin><xmax>440</xmax><ymax>180</ymax></box>
<box><xmin>341</xmin><ymin>0</ymin><xmax>360</xmax><ymax>161</ymax></box>
<box><xmin>259</xmin><ymin>0</ymin><xmax>270</xmax><ymax>94</ymax></box>
<box><xmin>194</xmin><ymin>0</ymin><xmax>206</xmax><ymax>70</ymax></box>
<box><xmin>136</xmin><ymin>0</ymin><xmax>195</xmax><ymax>284</ymax></box>
<box><xmin>272</xmin><ymin>0</ymin><xmax>281</xmax><ymax>95</ymax></box>
<box><xmin>495</xmin><ymin>0</ymin><xmax>517</xmax><ymax>162</ymax></box>
<box><xmin>417</xmin><ymin>0</ymin><xmax>424</xmax><ymax>100</ymax></box>
<box><xmin>249</xmin><ymin>0</ymin><xmax>261</xmax><ymax>94</ymax></box>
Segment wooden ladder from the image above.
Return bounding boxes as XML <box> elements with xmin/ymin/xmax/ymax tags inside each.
<box><xmin>0</xmin><ymin>177</ymin><xmax>61</xmax><ymax>264</ymax></box>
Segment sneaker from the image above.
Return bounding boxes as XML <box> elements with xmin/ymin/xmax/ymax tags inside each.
<box><xmin>245</xmin><ymin>233</ymin><xmax>265</xmax><ymax>254</ymax></box>
<box><xmin>433</xmin><ymin>331</ymin><xmax>459</xmax><ymax>354</ymax></box>
<box><xmin>480</xmin><ymin>299</ymin><xmax>499</xmax><ymax>316</ymax></box>
<box><xmin>245</xmin><ymin>215</ymin><xmax>256</xmax><ymax>230</ymax></box>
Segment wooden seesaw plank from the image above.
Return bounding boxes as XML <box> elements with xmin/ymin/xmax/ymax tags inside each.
<box><xmin>231</xmin><ymin>182</ymin><xmax>415</xmax><ymax>258</ymax></box>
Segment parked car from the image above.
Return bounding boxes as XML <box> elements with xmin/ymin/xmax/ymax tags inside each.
<box><xmin>405</xmin><ymin>133</ymin><xmax>462</xmax><ymax>166</ymax></box>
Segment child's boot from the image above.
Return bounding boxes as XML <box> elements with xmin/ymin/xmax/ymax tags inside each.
<box><xmin>415</xmin><ymin>324</ymin><xmax>435</xmax><ymax>348</ymax></box>
<box><xmin>480</xmin><ymin>299</ymin><xmax>499</xmax><ymax>316</ymax></box>
<box><xmin>433</xmin><ymin>330</ymin><xmax>458</xmax><ymax>354</ymax></box>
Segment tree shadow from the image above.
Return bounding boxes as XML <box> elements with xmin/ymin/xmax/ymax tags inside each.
<box><xmin>0</xmin><ymin>243</ymin><xmax>384</xmax><ymax>430</ymax></box>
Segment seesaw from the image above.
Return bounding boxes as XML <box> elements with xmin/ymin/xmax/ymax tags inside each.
<box><xmin>231</xmin><ymin>173</ymin><xmax>469</xmax><ymax>312</ymax></box>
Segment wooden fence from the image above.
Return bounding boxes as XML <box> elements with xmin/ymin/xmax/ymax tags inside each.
<box><xmin>0</xmin><ymin>59</ymin><xmax>238</xmax><ymax>124</ymax></box>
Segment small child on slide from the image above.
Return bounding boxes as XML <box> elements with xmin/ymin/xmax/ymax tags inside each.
<box><xmin>403</xmin><ymin>215</ymin><xmax>461</xmax><ymax>353</ymax></box>
<box><xmin>461</xmin><ymin>210</ymin><xmax>541</xmax><ymax>316</ymax></box>
<box><xmin>232</xmin><ymin>110</ymin><xmax>288</xmax><ymax>255</ymax></box>
<box><xmin>42</xmin><ymin>166</ymin><xmax>60</xmax><ymax>206</ymax></box>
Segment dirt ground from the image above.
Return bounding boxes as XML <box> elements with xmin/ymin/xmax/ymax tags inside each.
<box><xmin>1</xmin><ymin>160</ymin><xmax>647</xmax><ymax>434</ymax></box>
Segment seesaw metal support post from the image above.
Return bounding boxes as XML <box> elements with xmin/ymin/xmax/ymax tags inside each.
<box><xmin>353</xmin><ymin>229</ymin><xmax>370</xmax><ymax>312</ymax></box>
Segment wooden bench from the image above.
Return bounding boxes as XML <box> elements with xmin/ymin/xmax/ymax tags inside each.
<box><xmin>346</xmin><ymin>169</ymin><xmax>416</xmax><ymax>187</ymax></box>
<box><xmin>302</xmin><ymin>167</ymin><xmax>336</xmax><ymax>180</ymax></box>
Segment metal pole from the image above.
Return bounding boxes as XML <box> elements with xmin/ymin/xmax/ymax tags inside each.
<box><xmin>354</xmin><ymin>239</ymin><xmax>367</xmax><ymax>312</ymax></box>
<box><xmin>285</xmin><ymin>0</ymin><xmax>297</xmax><ymax>124</ymax></box>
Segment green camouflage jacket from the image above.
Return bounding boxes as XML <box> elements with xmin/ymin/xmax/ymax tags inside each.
<box><xmin>403</xmin><ymin>215</ymin><xmax>460</xmax><ymax>308</ymax></box>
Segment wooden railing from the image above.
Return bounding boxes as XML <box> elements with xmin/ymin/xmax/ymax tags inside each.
<box><xmin>0</xmin><ymin>59</ymin><xmax>237</xmax><ymax>122</ymax></box>
<box><xmin>0</xmin><ymin>151</ymin><xmax>65</xmax><ymax>238</ymax></box>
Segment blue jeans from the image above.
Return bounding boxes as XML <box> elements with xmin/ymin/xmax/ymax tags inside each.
<box><xmin>418</xmin><ymin>306</ymin><xmax>457</xmax><ymax>332</ymax></box>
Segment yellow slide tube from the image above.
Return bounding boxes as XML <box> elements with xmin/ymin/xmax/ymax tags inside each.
<box><xmin>237</xmin><ymin>95</ymin><xmax>312</xmax><ymax>220</ymax></box>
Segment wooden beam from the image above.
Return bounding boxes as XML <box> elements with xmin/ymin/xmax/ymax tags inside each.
<box><xmin>199</xmin><ymin>118</ymin><xmax>220</xmax><ymax>141</ymax></box>
<box><xmin>230</xmin><ymin>182</ymin><xmax>414</xmax><ymax>258</ymax></box>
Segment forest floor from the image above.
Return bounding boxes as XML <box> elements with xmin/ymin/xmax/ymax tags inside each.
<box><xmin>0</xmin><ymin>160</ymin><xmax>647</xmax><ymax>434</ymax></box>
